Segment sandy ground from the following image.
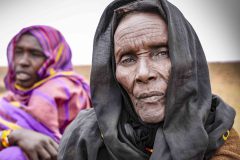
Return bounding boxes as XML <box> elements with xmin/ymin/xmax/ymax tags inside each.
<box><xmin>0</xmin><ymin>62</ymin><xmax>239</xmax><ymax>133</ymax></box>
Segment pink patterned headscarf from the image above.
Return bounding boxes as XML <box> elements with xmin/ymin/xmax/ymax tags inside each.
<box><xmin>4</xmin><ymin>25</ymin><xmax>73</xmax><ymax>94</ymax></box>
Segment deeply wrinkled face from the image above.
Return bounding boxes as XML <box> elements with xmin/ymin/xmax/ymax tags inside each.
<box><xmin>114</xmin><ymin>12</ymin><xmax>171</xmax><ymax>123</ymax></box>
<box><xmin>13</xmin><ymin>34</ymin><xmax>46</xmax><ymax>88</ymax></box>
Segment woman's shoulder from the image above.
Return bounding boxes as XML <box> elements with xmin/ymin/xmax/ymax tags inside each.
<box><xmin>211</xmin><ymin>128</ymin><xmax>240</xmax><ymax>159</ymax></box>
<box><xmin>33</xmin><ymin>75</ymin><xmax>88</xmax><ymax>96</ymax></box>
<box><xmin>59</xmin><ymin>108</ymin><xmax>104</xmax><ymax>159</ymax></box>
<box><xmin>69</xmin><ymin>108</ymin><xmax>98</xmax><ymax>131</ymax></box>
<box><xmin>38</xmin><ymin>76</ymin><xmax>76</xmax><ymax>89</ymax></box>
<box><xmin>61</xmin><ymin>108</ymin><xmax>99</xmax><ymax>139</ymax></box>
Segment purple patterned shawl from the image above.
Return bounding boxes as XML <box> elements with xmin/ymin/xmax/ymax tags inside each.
<box><xmin>0</xmin><ymin>25</ymin><xmax>91</xmax><ymax>160</ymax></box>
<box><xmin>4</xmin><ymin>25</ymin><xmax>73</xmax><ymax>95</ymax></box>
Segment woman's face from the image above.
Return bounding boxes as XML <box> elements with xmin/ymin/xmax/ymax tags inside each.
<box><xmin>13</xmin><ymin>34</ymin><xmax>46</xmax><ymax>88</ymax></box>
<box><xmin>114</xmin><ymin>12</ymin><xmax>171</xmax><ymax>123</ymax></box>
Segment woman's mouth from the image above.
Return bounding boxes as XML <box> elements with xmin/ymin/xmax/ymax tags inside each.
<box><xmin>137</xmin><ymin>91</ymin><xmax>164</xmax><ymax>103</ymax></box>
<box><xmin>15</xmin><ymin>72</ymin><xmax>31</xmax><ymax>81</ymax></box>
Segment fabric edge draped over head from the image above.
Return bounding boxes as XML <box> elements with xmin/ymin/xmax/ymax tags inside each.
<box><xmin>4</xmin><ymin>25</ymin><xmax>74</xmax><ymax>95</ymax></box>
<box><xmin>90</xmin><ymin>0</ymin><xmax>235</xmax><ymax>159</ymax></box>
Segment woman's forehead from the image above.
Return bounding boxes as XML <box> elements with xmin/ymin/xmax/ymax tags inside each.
<box><xmin>114</xmin><ymin>12</ymin><xmax>168</xmax><ymax>55</ymax></box>
<box><xmin>16</xmin><ymin>34</ymin><xmax>42</xmax><ymax>49</ymax></box>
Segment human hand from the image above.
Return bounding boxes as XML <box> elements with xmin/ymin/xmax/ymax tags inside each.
<box><xmin>9</xmin><ymin>129</ymin><xmax>58</xmax><ymax>160</ymax></box>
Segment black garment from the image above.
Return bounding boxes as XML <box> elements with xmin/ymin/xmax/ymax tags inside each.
<box><xmin>58</xmin><ymin>0</ymin><xmax>235</xmax><ymax>160</ymax></box>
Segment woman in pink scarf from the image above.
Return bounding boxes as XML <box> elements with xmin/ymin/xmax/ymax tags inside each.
<box><xmin>0</xmin><ymin>25</ymin><xmax>91</xmax><ymax>160</ymax></box>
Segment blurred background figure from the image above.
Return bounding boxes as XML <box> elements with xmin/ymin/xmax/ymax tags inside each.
<box><xmin>0</xmin><ymin>25</ymin><xmax>91</xmax><ymax>160</ymax></box>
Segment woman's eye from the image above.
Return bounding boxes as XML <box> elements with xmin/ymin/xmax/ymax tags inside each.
<box><xmin>152</xmin><ymin>48</ymin><xmax>169</xmax><ymax>59</ymax></box>
<box><xmin>30</xmin><ymin>52</ymin><xmax>40</xmax><ymax>57</ymax></box>
<box><xmin>14</xmin><ymin>49</ymin><xmax>23</xmax><ymax>55</ymax></box>
<box><xmin>158</xmin><ymin>51</ymin><xmax>168</xmax><ymax>56</ymax></box>
<box><xmin>14</xmin><ymin>49</ymin><xmax>24</xmax><ymax>59</ymax></box>
<box><xmin>30</xmin><ymin>50</ymin><xmax>45</xmax><ymax>58</ymax></box>
<box><xmin>120</xmin><ymin>55</ymin><xmax>136</xmax><ymax>65</ymax></box>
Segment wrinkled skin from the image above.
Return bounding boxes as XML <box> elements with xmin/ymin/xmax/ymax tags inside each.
<box><xmin>8</xmin><ymin>129</ymin><xmax>58</xmax><ymax>160</ymax></box>
<box><xmin>114</xmin><ymin>12</ymin><xmax>171</xmax><ymax>123</ymax></box>
<box><xmin>13</xmin><ymin>34</ymin><xmax>46</xmax><ymax>88</ymax></box>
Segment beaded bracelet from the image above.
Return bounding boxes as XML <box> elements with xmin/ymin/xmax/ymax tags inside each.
<box><xmin>1</xmin><ymin>130</ymin><xmax>12</xmax><ymax>148</ymax></box>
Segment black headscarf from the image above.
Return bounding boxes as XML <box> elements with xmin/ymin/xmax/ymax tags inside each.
<box><xmin>90</xmin><ymin>0</ymin><xmax>235</xmax><ymax>159</ymax></box>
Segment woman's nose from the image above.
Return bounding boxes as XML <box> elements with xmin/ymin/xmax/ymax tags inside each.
<box><xmin>17</xmin><ymin>53</ymin><xmax>31</xmax><ymax>66</ymax></box>
<box><xmin>135</xmin><ymin>59</ymin><xmax>156</xmax><ymax>83</ymax></box>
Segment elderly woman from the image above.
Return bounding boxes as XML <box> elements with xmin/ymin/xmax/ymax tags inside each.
<box><xmin>58</xmin><ymin>0</ymin><xmax>240</xmax><ymax>160</ymax></box>
<box><xmin>0</xmin><ymin>25</ymin><xmax>91</xmax><ymax>160</ymax></box>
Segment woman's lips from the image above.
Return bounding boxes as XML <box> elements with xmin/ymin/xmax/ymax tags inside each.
<box><xmin>139</xmin><ymin>95</ymin><xmax>163</xmax><ymax>103</ymax></box>
<box><xmin>137</xmin><ymin>91</ymin><xmax>164</xmax><ymax>103</ymax></box>
<box><xmin>15</xmin><ymin>72</ymin><xmax>31</xmax><ymax>81</ymax></box>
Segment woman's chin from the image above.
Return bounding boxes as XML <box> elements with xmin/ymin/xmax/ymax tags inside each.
<box><xmin>139</xmin><ymin>111</ymin><xmax>165</xmax><ymax>124</ymax></box>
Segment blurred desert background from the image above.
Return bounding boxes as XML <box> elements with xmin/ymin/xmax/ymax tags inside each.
<box><xmin>0</xmin><ymin>63</ymin><xmax>239</xmax><ymax>133</ymax></box>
